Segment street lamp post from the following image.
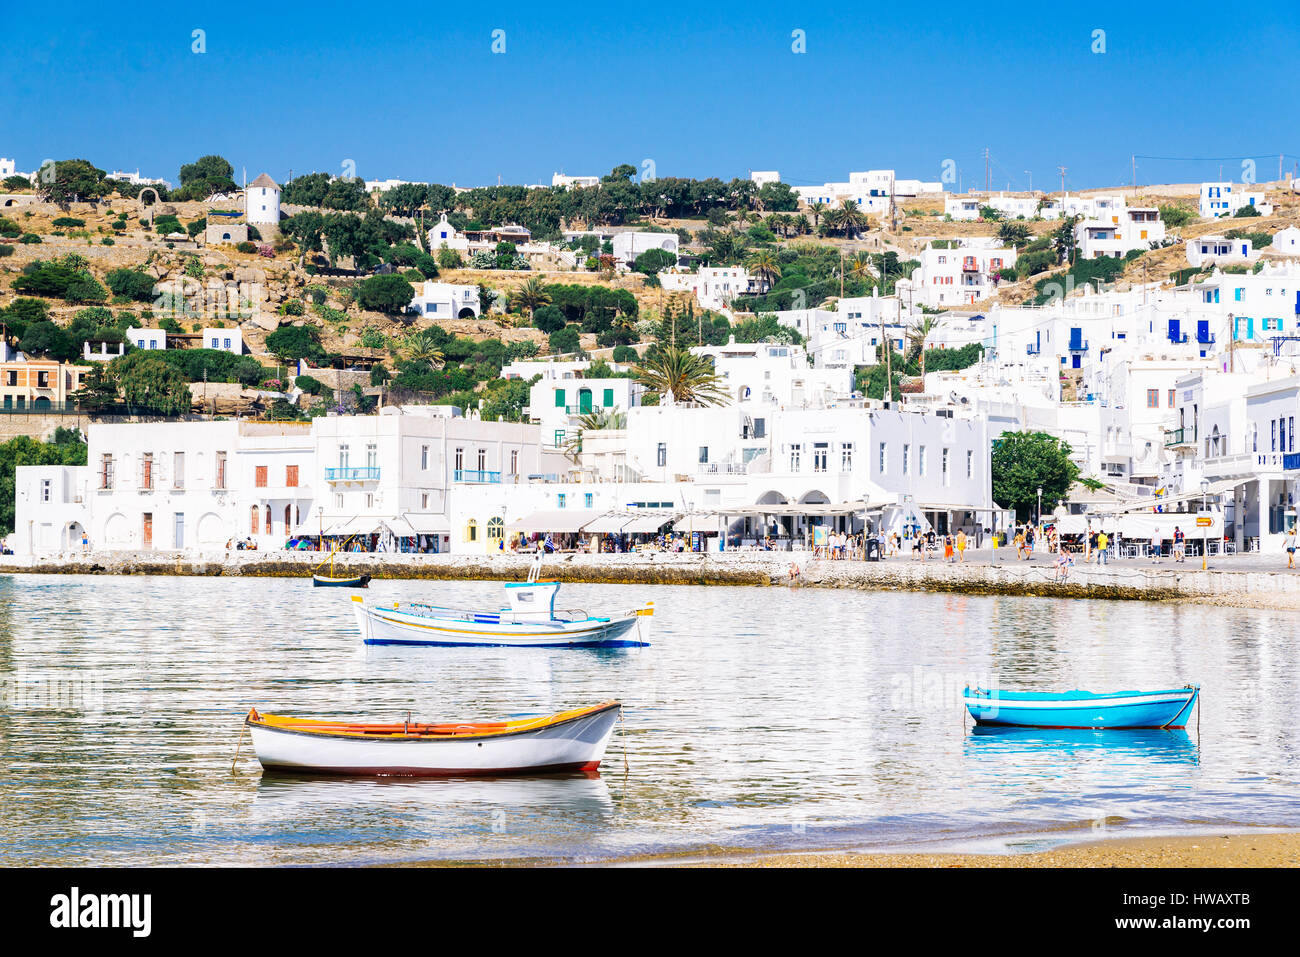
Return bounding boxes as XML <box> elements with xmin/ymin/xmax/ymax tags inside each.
<box><xmin>1201</xmin><ymin>478</ymin><xmax>1209</xmax><ymax>571</ymax></box>
<box><xmin>1036</xmin><ymin>486</ymin><xmax>1043</xmax><ymax>527</ymax></box>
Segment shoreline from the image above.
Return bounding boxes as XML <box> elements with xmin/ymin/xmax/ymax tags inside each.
<box><xmin>703</xmin><ymin>830</ymin><xmax>1300</xmax><ymax>869</ymax></box>
<box><xmin>5</xmin><ymin>549</ymin><xmax>1300</xmax><ymax>610</ymax></box>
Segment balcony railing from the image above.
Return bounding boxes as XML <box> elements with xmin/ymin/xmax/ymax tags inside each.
<box><xmin>325</xmin><ymin>466</ymin><xmax>380</xmax><ymax>482</ymax></box>
<box><xmin>698</xmin><ymin>463</ymin><xmax>747</xmax><ymax>475</ymax></box>
<box><xmin>1164</xmin><ymin>427</ymin><xmax>1195</xmax><ymax>448</ymax></box>
<box><xmin>1198</xmin><ymin>332</ymin><xmax>1216</xmax><ymax>345</ymax></box>
<box><xmin>1167</xmin><ymin>333</ymin><xmax>1188</xmax><ymax>344</ymax></box>
<box><xmin>1025</xmin><ymin>344</ymin><xmax>1039</xmax><ymax>355</ymax></box>
<box><xmin>1068</xmin><ymin>337</ymin><xmax>1089</xmax><ymax>351</ymax></box>
<box><xmin>961</xmin><ymin>257</ymin><xmax>978</xmax><ymax>271</ymax></box>
<box><xmin>453</xmin><ymin>469</ymin><xmax>501</xmax><ymax>483</ymax></box>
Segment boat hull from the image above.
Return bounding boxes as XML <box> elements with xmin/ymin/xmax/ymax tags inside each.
<box><xmin>314</xmin><ymin>574</ymin><xmax>371</xmax><ymax>588</ymax></box>
<box><xmin>963</xmin><ymin>686</ymin><xmax>1199</xmax><ymax>729</ymax></box>
<box><xmin>247</xmin><ymin>702</ymin><xmax>621</xmax><ymax>777</ymax></box>
<box><xmin>351</xmin><ymin>597</ymin><xmax>651</xmax><ymax>648</ymax></box>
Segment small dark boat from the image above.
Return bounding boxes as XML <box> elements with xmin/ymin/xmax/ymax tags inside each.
<box><xmin>313</xmin><ymin>573</ymin><xmax>371</xmax><ymax>588</ymax></box>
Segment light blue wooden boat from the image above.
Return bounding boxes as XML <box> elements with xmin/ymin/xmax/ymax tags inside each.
<box><xmin>963</xmin><ymin>685</ymin><xmax>1199</xmax><ymax>729</ymax></box>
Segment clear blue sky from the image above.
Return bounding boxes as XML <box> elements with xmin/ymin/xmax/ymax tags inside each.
<box><xmin>4</xmin><ymin>2</ymin><xmax>1298</xmax><ymax>192</ymax></box>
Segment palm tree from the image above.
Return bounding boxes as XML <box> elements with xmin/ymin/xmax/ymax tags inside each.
<box><xmin>561</xmin><ymin>408</ymin><xmax>628</xmax><ymax>461</ymax></box>
<box><xmin>837</xmin><ymin>198</ymin><xmax>868</xmax><ymax>238</ymax></box>
<box><xmin>746</xmin><ymin>249</ymin><xmax>782</xmax><ymax>290</ymax></box>
<box><xmin>849</xmin><ymin>251</ymin><xmax>875</xmax><ymax>284</ymax></box>
<box><xmin>514</xmin><ymin>276</ymin><xmax>551</xmax><ymax>320</ymax></box>
<box><xmin>635</xmin><ymin>346</ymin><xmax>729</xmax><ymax>406</ymax></box>
<box><xmin>403</xmin><ymin>328</ymin><xmax>444</xmax><ymax>367</ymax></box>
<box><xmin>907</xmin><ymin>316</ymin><xmax>938</xmax><ymax>379</ymax></box>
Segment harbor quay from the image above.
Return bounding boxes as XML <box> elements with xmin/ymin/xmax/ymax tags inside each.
<box><xmin>5</xmin><ymin>545</ymin><xmax>1300</xmax><ymax>608</ymax></box>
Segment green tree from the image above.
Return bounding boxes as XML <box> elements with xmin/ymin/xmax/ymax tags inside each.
<box><xmin>355</xmin><ymin>274</ymin><xmax>415</xmax><ymax>314</ymax></box>
<box><xmin>548</xmin><ymin>326</ymin><xmax>581</xmax><ymax>355</ymax></box>
<box><xmin>403</xmin><ymin>328</ymin><xmax>445</xmax><ymax>366</ymax></box>
<box><xmin>513</xmin><ymin>276</ymin><xmax>551</xmax><ymax>319</ymax></box>
<box><xmin>532</xmin><ymin>304</ymin><xmax>566</xmax><ymax>334</ymax></box>
<box><xmin>36</xmin><ymin>159</ymin><xmax>110</xmax><ymax>206</ymax></box>
<box><xmin>112</xmin><ymin>352</ymin><xmax>192</xmax><ymax>415</ymax></box>
<box><xmin>633</xmin><ymin>248</ymin><xmax>676</xmax><ymax>275</ymax></box>
<box><xmin>991</xmin><ymin>431</ymin><xmax>1080</xmax><ymax>522</ymax></box>
<box><xmin>176</xmin><ymin>155</ymin><xmax>237</xmax><ymax>200</ymax></box>
<box><xmin>0</xmin><ymin>434</ymin><xmax>88</xmax><ymax>533</ymax></box>
<box><xmin>265</xmin><ymin>325</ymin><xmax>327</xmax><ymax>364</ymax></box>
<box><xmin>105</xmin><ymin>268</ymin><xmax>157</xmax><ymax>302</ymax></box>
<box><xmin>997</xmin><ymin>221</ymin><xmax>1032</xmax><ymax>248</ymax></box>
<box><xmin>1159</xmin><ymin>204</ymin><xmax>1195</xmax><ymax>228</ymax></box>
<box><xmin>19</xmin><ymin>321</ymin><xmax>78</xmax><ymax>361</ymax></box>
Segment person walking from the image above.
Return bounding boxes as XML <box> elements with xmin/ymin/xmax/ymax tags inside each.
<box><xmin>1286</xmin><ymin>526</ymin><xmax>1297</xmax><ymax>569</ymax></box>
<box><xmin>956</xmin><ymin>529</ymin><xmax>967</xmax><ymax>562</ymax></box>
<box><xmin>1151</xmin><ymin>529</ymin><xmax>1163</xmax><ymax>564</ymax></box>
<box><xmin>1173</xmin><ymin>525</ymin><xmax>1185</xmax><ymax>562</ymax></box>
<box><xmin>1097</xmin><ymin>529</ymin><xmax>1109</xmax><ymax>566</ymax></box>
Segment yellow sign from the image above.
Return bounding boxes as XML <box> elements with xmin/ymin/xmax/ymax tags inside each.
<box><xmin>1196</xmin><ymin>517</ymin><xmax>1212</xmax><ymax>527</ymax></box>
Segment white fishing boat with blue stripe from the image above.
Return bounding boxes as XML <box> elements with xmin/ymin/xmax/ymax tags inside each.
<box><xmin>963</xmin><ymin>685</ymin><xmax>1200</xmax><ymax>729</ymax></box>
<box><xmin>351</xmin><ymin>579</ymin><xmax>653</xmax><ymax>648</ymax></box>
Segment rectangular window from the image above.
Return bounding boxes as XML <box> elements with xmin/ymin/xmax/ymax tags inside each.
<box><xmin>942</xmin><ymin>448</ymin><xmax>950</xmax><ymax>486</ymax></box>
<box><xmin>172</xmin><ymin>452</ymin><xmax>185</xmax><ymax>489</ymax></box>
<box><xmin>555</xmin><ymin>388</ymin><xmax>566</xmax><ymax>407</ymax></box>
<box><xmin>903</xmin><ymin>444</ymin><xmax>910</xmax><ymax>475</ymax></box>
<box><xmin>603</xmin><ymin>388</ymin><xmax>614</xmax><ymax>407</ymax></box>
<box><xmin>557</xmin><ymin>493</ymin><xmax>566</xmax><ymax>509</ymax></box>
<box><xmin>334</xmin><ymin>493</ymin><xmax>343</xmax><ymax>508</ymax></box>
<box><xmin>477</xmin><ymin>448</ymin><xmax>486</xmax><ymax>472</ymax></box>
<box><xmin>1147</xmin><ymin>389</ymin><xmax>1159</xmax><ymax>408</ymax></box>
<box><xmin>41</xmin><ymin>479</ymin><xmax>50</xmax><ymax>503</ymax></box>
<box><xmin>141</xmin><ymin>453</ymin><xmax>154</xmax><ymax>491</ymax></box>
<box><xmin>919</xmin><ymin>446</ymin><xmax>927</xmax><ymax>476</ymax></box>
<box><xmin>1291</xmin><ymin>417</ymin><xmax>1295</xmax><ymax>452</ymax></box>
<box><xmin>841</xmin><ymin>443</ymin><xmax>853</xmax><ymax>471</ymax></box>
<box><xmin>421</xmin><ymin>445</ymin><xmax>429</xmax><ymax>470</ymax></box>
<box><xmin>454</xmin><ymin>448</ymin><xmax>464</xmax><ymax>472</ymax></box>
<box><xmin>286</xmin><ymin>465</ymin><xmax>298</xmax><ymax>487</ymax></box>
<box><xmin>699</xmin><ymin>446</ymin><xmax>709</xmax><ymax>464</ymax></box>
<box><xmin>657</xmin><ymin>443</ymin><xmax>667</xmax><ymax>467</ymax></box>
<box><xmin>584</xmin><ymin>493</ymin><xmax>593</xmax><ymax>508</ymax></box>
<box><xmin>510</xmin><ymin>449</ymin><xmax>519</xmax><ymax>474</ymax></box>
<box><xmin>1272</xmin><ymin>419</ymin><xmax>1277</xmax><ymax>451</ymax></box>
<box><xmin>255</xmin><ymin>465</ymin><xmax>268</xmax><ymax>488</ymax></box>
<box><xmin>421</xmin><ymin>492</ymin><xmax>430</xmax><ymax>509</ymax></box>
<box><xmin>790</xmin><ymin>443</ymin><xmax>802</xmax><ymax>471</ymax></box>
<box><xmin>1168</xmin><ymin>389</ymin><xmax>1176</xmax><ymax>408</ymax></box>
<box><xmin>753</xmin><ymin>418</ymin><xmax>766</xmax><ymax>439</ymax></box>
<box><xmin>216</xmin><ymin>451</ymin><xmax>227</xmax><ymax>490</ymax></box>
<box><xmin>366</xmin><ymin>443</ymin><xmax>377</xmax><ymax>468</ymax></box>
<box><xmin>878</xmin><ymin>442</ymin><xmax>886</xmax><ymax>474</ymax></box>
<box><xmin>813</xmin><ymin>442</ymin><xmax>828</xmax><ymax>472</ymax></box>
<box><xmin>967</xmin><ymin>450</ymin><xmax>973</xmax><ymax>479</ymax></box>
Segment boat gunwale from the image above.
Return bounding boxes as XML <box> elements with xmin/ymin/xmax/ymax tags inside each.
<box><xmin>245</xmin><ymin>700</ymin><xmax>620</xmax><ymax>743</ymax></box>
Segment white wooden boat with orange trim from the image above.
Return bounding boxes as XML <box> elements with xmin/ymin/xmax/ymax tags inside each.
<box><xmin>350</xmin><ymin>580</ymin><xmax>653</xmax><ymax>648</ymax></box>
<box><xmin>244</xmin><ymin>701</ymin><xmax>622</xmax><ymax>777</ymax></box>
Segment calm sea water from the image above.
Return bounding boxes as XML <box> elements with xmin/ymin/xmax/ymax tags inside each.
<box><xmin>1</xmin><ymin>574</ymin><xmax>1297</xmax><ymax>865</ymax></box>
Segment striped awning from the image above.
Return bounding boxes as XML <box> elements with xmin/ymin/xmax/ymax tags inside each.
<box><xmin>507</xmin><ymin>510</ymin><xmax>598</xmax><ymax>533</ymax></box>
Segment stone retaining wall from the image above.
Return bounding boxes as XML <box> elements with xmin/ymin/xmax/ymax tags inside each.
<box><xmin>3</xmin><ymin>550</ymin><xmax>1297</xmax><ymax>608</ymax></box>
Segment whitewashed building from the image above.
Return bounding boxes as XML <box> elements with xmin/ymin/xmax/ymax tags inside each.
<box><xmin>1075</xmin><ymin>207</ymin><xmax>1165</xmax><ymax>258</ymax></box>
<box><xmin>658</xmin><ymin>267</ymin><xmax>770</xmax><ymax>310</ymax></box>
<box><xmin>1186</xmin><ymin>234</ymin><xmax>1258</xmax><ymax>268</ymax></box>
<box><xmin>1199</xmin><ymin>182</ymin><xmax>1272</xmax><ymax>219</ymax></box>
<box><xmin>408</xmin><ymin>281</ymin><xmax>481</xmax><ymax>319</ymax></box>
<box><xmin>910</xmin><ymin>241</ymin><xmax>1019</xmax><ymax>308</ymax></box>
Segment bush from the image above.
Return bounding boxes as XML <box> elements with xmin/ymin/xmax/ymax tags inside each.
<box><xmin>101</xmin><ymin>237</ymin><xmax>114</xmax><ymax>246</ymax></box>
<box><xmin>633</xmin><ymin>248</ymin><xmax>676</xmax><ymax>275</ymax></box>
<box><xmin>294</xmin><ymin>374</ymin><xmax>327</xmax><ymax>395</ymax></box>
<box><xmin>236</xmin><ymin>241</ymin><xmax>258</xmax><ymax>254</ymax></box>
<box><xmin>548</xmin><ymin>326</ymin><xmax>581</xmax><ymax>355</ymax></box>
<box><xmin>355</xmin><ymin>274</ymin><xmax>415</xmax><ymax>314</ymax></box>
<box><xmin>612</xmin><ymin>345</ymin><xmax>639</xmax><ymax>363</ymax></box>
<box><xmin>265</xmin><ymin>325</ymin><xmax>327</xmax><ymax>363</ymax></box>
<box><xmin>0</xmin><ymin>244</ymin><xmax>12</xmax><ymax>257</ymax></box>
<box><xmin>359</xmin><ymin>325</ymin><xmax>386</xmax><ymax>349</ymax></box>
<box><xmin>20</xmin><ymin>233</ymin><xmax>41</xmax><ymax>244</ymax></box>
<box><xmin>51</xmin><ymin>217</ymin><xmax>85</xmax><ymax>228</ymax></box>
<box><xmin>437</xmin><ymin>247</ymin><xmax>462</xmax><ymax>269</ymax></box>
<box><xmin>0</xmin><ymin>218</ymin><xmax>21</xmax><ymax>238</ymax></box>
<box><xmin>532</xmin><ymin>304</ymin><xmax>566</xmax><ymax>334</ymax></box>
<box><xmin>278</xmin><ymin>299</ymin><xmax>305</xmax><ymax>316</ymax></box>
<box><xmin>105</xmin><ymin>268</ymin><xmax>157</xmax><ymax>303</ymax></box>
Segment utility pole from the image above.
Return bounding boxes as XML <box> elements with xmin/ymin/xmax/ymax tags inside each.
<box><xmin>1131</xmin><ymin>155</ymin><xmax>1137</xmax><ymax>197</ymax></box>
<box><xmin>1058</xmin><ymin>165</ymin><xmax>1067</xmax><ymax>200</ymax></box>
<box><xmin>984</xmin><ymin>147</ymin><xmax>990</xmax><ymax>194</ymax></box>
<box><xmin>1228</xmin><ymin>313</ymin><xmax>1235</xmax><ymax>372</ymax></box>
<box><xmin>839</xmin><ymin>251</ymin><xmax>844</xmax><ymax>299</ymax></box>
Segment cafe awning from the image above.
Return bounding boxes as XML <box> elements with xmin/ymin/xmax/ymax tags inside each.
<box><xmin>507</xmin><ymin>510</ymin><xmax>598</xmax><ymax>533</ymax></box>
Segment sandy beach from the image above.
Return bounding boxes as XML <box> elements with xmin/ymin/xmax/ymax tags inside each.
<box><xmin>700</xmin><ymin>831</ymin><xmax>1300</xmax><ymax>868</ymax></box>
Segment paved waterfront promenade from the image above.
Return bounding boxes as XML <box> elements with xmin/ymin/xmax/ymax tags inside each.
<box><xmin>4</xmin><ymin>545</ymin><xmax>1300</xmax><ymax>609</ymax></box>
